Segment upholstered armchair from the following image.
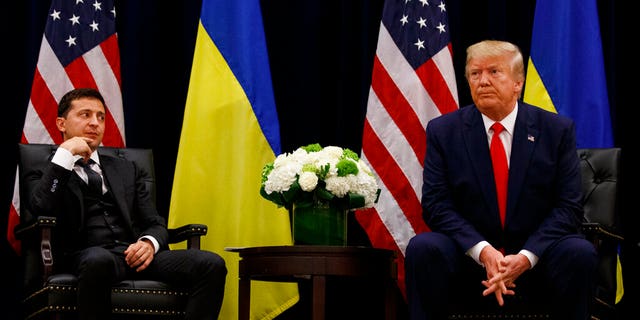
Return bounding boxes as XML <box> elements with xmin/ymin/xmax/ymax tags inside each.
<box><xmin>14</xmin><ymin>143</ymin><xmax>208</xmax><ymax>319</ymax></box>
<box><xmin>446</xmin><ymin>148</ymin><xmax>623</xmax><ymax>319</ymax></box>
<box><xmin>579</xmin><ymin>148</ymin><xmax>623</xmax><ymax>319</ymax></box>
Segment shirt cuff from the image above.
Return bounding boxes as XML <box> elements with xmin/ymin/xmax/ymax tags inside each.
<box><xmin>51</xmin><ymin>147</ymin><xmax>82</xmax><ymax>170</ymax></box>
<box><xmin>519</xmin><ymin>249</ymin><xmax>538</xmax><ymax>269</ymax></box>
<box><xmin>140</xmin><ymin>235</ymin><xmax>160</xmax><ymax>253</ymax></box>
<box><xmin>467</xmin><ymin>241</ymin><xmax>490</xmax><ymax>266</ymax></box>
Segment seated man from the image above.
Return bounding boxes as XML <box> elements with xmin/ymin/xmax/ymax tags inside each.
<box><xmin>23</xmin><ymin>87</ymin><xmax>227</xmax><ymax>320</ymax></box>
<box><xmin>404</xmin><ymin>40</ymin><xmax>597</xmax><ymax>320</ymax></box>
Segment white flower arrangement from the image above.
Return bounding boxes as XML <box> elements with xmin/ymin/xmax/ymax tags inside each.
<box><xmin>260</xmin><ymin>143</ymin><xmax>380</xmax><ymax>210</ymax></box>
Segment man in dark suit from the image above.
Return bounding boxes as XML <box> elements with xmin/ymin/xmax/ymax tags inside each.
<box><xmin>404</xmin><ymin>40</ymin><xmax>597</xmax><ymax>319</ymax></box>
<box><xmin>23</xmin><ymin>88</ymin><xmax>227</xmax><ymax>320</ymax></box>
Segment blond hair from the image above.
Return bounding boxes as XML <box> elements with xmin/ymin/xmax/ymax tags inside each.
<box><xmin>465</xmin><ymin>40</ymin><xmax>525</xmax><ymax>83</ymax></box>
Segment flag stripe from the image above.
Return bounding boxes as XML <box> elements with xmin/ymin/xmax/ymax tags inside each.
<box><xmin>7</xmin><ymin>172</ymin><xmax>20</xmax><ymax>252</ymax></box>
<box><xmin>36</xmin><ymin>37</ymin><xmax>75</xmax><ymax>99</ymax></box>
<box><xmin>416</xmin><ymin>46</ymin><xmax>458</xmax><ymax>115</ymax></box>
<box><xmin>27</xmin><ymin>71</ymin><xmax>60</xmax><ymax>144</ymax></box>
<box><xmin>362</xmin><ymin>120</ymin><xmax>424</xmax><ymax>233</ymax></box>
<box><xmin>370</xmin><ymin>56</ymin><xmax>426</xmax><ymax>161</ymax></box>
<box><xmin>365</xmin><ymin>89</ymin><xmax>423</xmax><ymax>198</ymax></box>
<box><xmin>101</xmin><ymin>35</ymin><xmax>122</xmax><ymax>87</ymax></box>
<box><xmin>67</xmin><ymin>55</ymin><xmax>99</xmax><ymax>88</ymax></box>
<box><xmin>357</xmin><ymin>0</ymin><xmax>458</xmax><ymax>299</ymax></box>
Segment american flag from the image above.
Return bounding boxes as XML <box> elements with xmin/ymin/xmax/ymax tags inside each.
<box><xmin>354</xmin><ymin>0</ymin><xmax>458</xmax><ymax>297</ymax></box>
<box><xmin>7</xmin><ymin>0</ymin><xmax>124</xmax><ymax>253</ymax></box>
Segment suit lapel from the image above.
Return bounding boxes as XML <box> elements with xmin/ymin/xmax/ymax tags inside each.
<box><xmin>462</xmin><ymin>106</ymin><xmax>501</xmax><ymax>225</ymax></box>
<box><xmin>49</xmin><ymin>148</ymin><xmax>85</xmax><ymax>203</ymax></box>
<box><xmin>68</xmin><ymin>170</ymin><xmax>87</xmax><ymax>227</ymax></box>
<box><xmin>506</xmin><ymin>103</ymin><xmax>538</xmax><ymax>222</ymax></box>
<box><xmin>69</xmin><ymin>173</ymin><xmax>85</xmax><ymax>199</ymax></box>
<box><xmin>49</xmin><ymin>148</ymin><xmax>88</xmax><ymax>227</ymax></box>
<box><xmin>99</xmin><ymin>155</ymin><xmax>134</xmax><ymax>227</ymax></box>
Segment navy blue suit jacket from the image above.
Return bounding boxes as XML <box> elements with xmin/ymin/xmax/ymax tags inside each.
<box><xmin>422</xmin><ymin>101</ymin><xmax>584</xmax><ymax>258</ymax></box>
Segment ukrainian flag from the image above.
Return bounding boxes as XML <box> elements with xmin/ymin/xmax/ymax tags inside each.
<box><xmin>523</xmin><ymin>0</ymin><xmax>622</xmax><ymax>304</ymax></box>
<box><xmin>523</xmin><ymin>0</ymin><xmax>613</xmax><ymax>149</ymax></box>
<box><xmin>168</xmin><ymin>0</ymin><xmax>298</xmax><ymax>318</ymax></box>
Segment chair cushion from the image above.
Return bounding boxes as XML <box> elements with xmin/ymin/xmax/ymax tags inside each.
<box><xmin>111</xmin><ymin>280</ymin><xmax>188</xmax><ymax>316</ymax></box>
<box><xmin>23</xmin><ymin>274</ymin><xmax>189</xmax><ymax>319</ymax></box>
<box><xmin>578</xmin><ymin>148</ymin><xmax>620</xmax><ymax>229</ymax></box>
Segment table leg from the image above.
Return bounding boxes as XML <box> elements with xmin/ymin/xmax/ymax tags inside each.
<box><xmin>239</xmin><ymin>277</ymin><xmax>250</xmax><ymax>320</ymax></box>
<box><xmin>311</xmin><ymin>275</ymin><xmax>326</xmax><ymax>320</ymax></box>
<box><xmin>384</xmin><ymin>278</ymin><xmax>396</xmax><ymax>320</ymax></box>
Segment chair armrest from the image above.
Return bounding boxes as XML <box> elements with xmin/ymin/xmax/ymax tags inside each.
<box><xmin>582</xmin><ymin>222</ymin><xmax>624</xmax><ymax>245</ymax></box>
<box><xmin>14</xmin><ymin>216</ymin><xmax>57</xmax><ymax>238</ymax></box>
<box><xmin>168</xmin><ymin>224</ymin><xmax>208</xmax><ymax>249</ymax></box>
<box><xmin>14</xmin><ymin>216</ymin><xmax>57</xmax><ymax>281</ymax></box>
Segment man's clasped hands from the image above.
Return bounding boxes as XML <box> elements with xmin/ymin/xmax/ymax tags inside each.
<box><xmin>479</xmin><ymin>245</ymin><xmax>532</xmax><ymax>306</ymax></box>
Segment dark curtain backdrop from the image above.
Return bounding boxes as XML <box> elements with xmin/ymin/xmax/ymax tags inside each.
<box><xmin>2</xmin><ymin>1</ymin><xmax>634</xmax><ymax>319</ymax></box>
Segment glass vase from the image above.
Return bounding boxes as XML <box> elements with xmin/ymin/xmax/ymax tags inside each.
<box><xmin>292</xmin><ymin>205</ymin><xmax>348</xmax><ymax>246</ymax></box>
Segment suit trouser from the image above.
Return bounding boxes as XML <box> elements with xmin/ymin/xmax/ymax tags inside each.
<box><xmin>404</xmin><ymin>232</ymin><xmax>597</xmax><ymax>320</ymax></box>
<box><xmin>71</xmin><ymin>246</ymin><xmax>227</xmax><ymax>320</ymax></box>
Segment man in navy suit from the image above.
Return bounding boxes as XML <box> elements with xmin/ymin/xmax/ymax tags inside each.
<box><xmin>23</xmin><ymin>88</ymin><xmax>227</xmax><ymax>320</ymax></box>
<box><xmin>404</xmin><ymin>40</ymin><xmax>597</xmax><ymax>319</ymax></box>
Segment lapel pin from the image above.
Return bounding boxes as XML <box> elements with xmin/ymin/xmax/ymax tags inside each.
<box><xmin>527</xmin><ymin>134</ymin><xmax>535</xmax><ymax>142</ymax></box>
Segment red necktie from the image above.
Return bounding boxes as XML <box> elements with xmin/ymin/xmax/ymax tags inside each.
<box><xmin>490</xmin><ymin>122</ymin><xmax>508</xmax><ymax>228</ymax></box>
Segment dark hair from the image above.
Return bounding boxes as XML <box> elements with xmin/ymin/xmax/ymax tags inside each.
<box><xmin>58</xmin><ymin>88</ymin><xmax>106</xmax><ymax>117</ymax></box>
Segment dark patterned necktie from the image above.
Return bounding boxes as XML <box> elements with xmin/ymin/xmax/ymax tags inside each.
<box><xmin>77</xmin><ymin>159</ymin><xmax>103</xmax><ymax>194</ymax></box>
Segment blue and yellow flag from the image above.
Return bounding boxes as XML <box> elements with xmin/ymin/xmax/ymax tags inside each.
<box><xmin>523</xmin><ymin>0</ymin><xmax>613</xmax><ymax>149</ymax></box>
<box><xmin>168</xmin><ymin>0</ymin><xmax>298</xmax><ymax>318</ymax></box>
<box><xmin>524</xmin><ymin>0</ymin><xmax>621</xmax><ymax>304</ymax></box>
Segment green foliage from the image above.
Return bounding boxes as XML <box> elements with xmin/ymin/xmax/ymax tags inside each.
<box><xmin>336</xmin><ymin>159</ymin><xmax>358</xmax><ymax>177</ymax></box>
<box><xmin>342</xmin><ymin>148</ymin><xmax>359</xmax><ymax>161</ymax></box>
<box><xmin>301</xmin><ymin>143</ymin><xmax>322</xmax><ymax>152</ymax></box>
<box><xmin>260</xmin><ymin>162</ymin><xmax>274</xmax><ymax>183</ymax></box>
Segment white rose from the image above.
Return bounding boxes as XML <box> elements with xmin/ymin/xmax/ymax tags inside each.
<box><xmin>298</xmin><ymin>171</ymin><xmax>319</xmax><ymax>191</ymax></box>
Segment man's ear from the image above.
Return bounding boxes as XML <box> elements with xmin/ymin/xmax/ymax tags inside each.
<box><xmin>55</xmin><ymin>117</ymin><xmax>66</xmax><ymax>132</ymax></box>
<box><xmin>514</xmin><ymin>81</ymin><xmax>523</xmax><ymax>92</ymax></box>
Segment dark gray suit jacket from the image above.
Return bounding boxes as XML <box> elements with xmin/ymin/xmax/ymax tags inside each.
<box><xmin>23</xmin><ymin>148</ymin><xmax>168</xmax><ymax>255</ymax></box>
